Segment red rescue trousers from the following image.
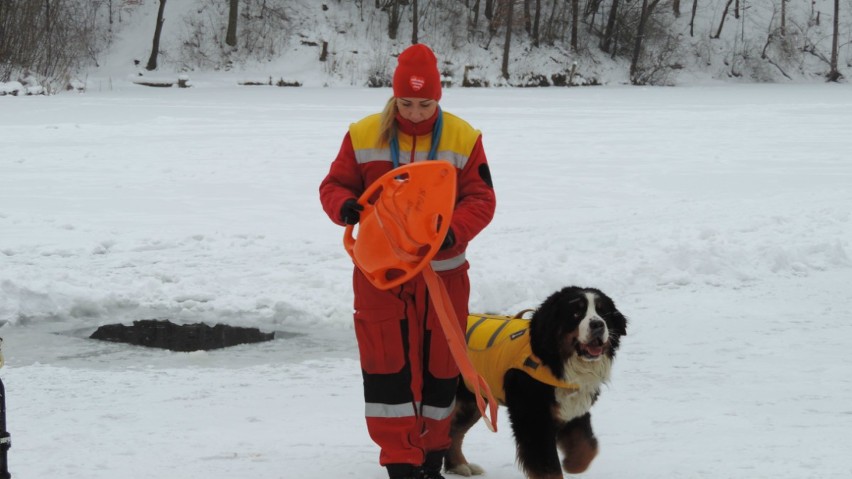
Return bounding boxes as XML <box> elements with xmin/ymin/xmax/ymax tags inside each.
<box><xmin>352</xmin><ymin>261</ymin><xmax>470</xmax><ymax>467</ymax></box>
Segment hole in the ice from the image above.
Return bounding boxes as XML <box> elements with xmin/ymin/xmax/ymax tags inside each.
<box><xmin>89</xmin><ymin>319</ymin><xmax>276</xmax><ymax>352</ymax></box>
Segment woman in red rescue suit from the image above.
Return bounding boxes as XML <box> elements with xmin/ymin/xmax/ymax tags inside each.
<box><xmin>319</xmin><ymin>44</ymin><xmax>496</xmax><ymax>479</ymax></box>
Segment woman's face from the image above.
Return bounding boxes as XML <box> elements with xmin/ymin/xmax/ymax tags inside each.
<box><xmin>396</xmin><ymin>97</ymin><xmax>438</xmax><ymax>123</ymax></box>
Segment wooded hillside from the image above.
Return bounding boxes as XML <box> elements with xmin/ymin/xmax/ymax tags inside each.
<box><xmin>1</xmin><ymin>0</ymin><xmax>849</xmax><ymax>91</ymax></box>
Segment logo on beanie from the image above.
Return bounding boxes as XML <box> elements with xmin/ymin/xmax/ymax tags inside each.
<box><xmin>409</xmin><ymin>75</ymin><xmax>425</xmax><ymax>91</ymax></box>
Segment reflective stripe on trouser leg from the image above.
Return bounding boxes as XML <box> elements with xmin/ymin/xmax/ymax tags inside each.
<box><xmin>352</xmin><ymin>264</ymin><xmax>470</xmax><ymax>465</ymax></box>
<box><xmin>357</xmin><ymin>317</ymin><xmax>424</xmax><ymax>467</ymax></box>
<box><xmin>354</xmin><ymin>269</ymin><xmax>425</xmax><ymax>467</ymax></box>
<box><xmin>421</xmin><ymin>344</ymin><xmax>460</xmax><ymax>453</ymax></box>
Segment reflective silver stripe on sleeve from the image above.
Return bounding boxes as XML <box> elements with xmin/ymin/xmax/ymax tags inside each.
<box><xmin>421</xmin><ymin>399</ymin><xmax>456</xmax><ymax>421</ymax></box>
<box><xmin>432</xmin><ymin>150</ymin><xmax>469</xmax><ymax>169</ymax></box>
<box><xmin>354</xmin><ymin>148</ymin><xmax>390</xmax><ymax>165</ymax></box>
<box><xmin>430</xmin><ymin>252</ymin><xmax>466</xmax><ymax>272</ymax></box>
<box><xmin>365</xmin><ymin>401</ymin><xmax>417</xmax><ymax>418</ymax></box>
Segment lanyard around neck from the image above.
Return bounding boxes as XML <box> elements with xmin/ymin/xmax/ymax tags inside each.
<box><xmin>390</xmin><ymin>106</ymin><xmax>443</xmax><ymax>169</ymax></box>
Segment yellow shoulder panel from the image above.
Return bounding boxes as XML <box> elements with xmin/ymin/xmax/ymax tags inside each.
<box><xmin>349</xmin><ymin>114</ymin><xmax>383</xmax><ymax>150</ymax></box>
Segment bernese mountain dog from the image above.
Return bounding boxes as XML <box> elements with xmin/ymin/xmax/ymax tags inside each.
<box><xmin>445</xmin><ymin>286</ymin><xmax>628</xmax><ymax>479</ymax></box>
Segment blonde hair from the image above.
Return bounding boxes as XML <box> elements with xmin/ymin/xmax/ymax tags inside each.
<box><xmin>377</xmin><ymin>96</ymin><xmax>398</xmax><ymax>147</ymax></box>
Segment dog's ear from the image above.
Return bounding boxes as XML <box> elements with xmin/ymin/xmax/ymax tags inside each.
<box><xmin>593</xmin><ymin>289</ymin><xmax>627</xmax><ymax>337</ymax></box>
<box><xmin>602</xmin><ymin>297</ymin><xmax>628</xmax><ymax>337</ymax></box>
<box><xmin>530</xmin><ymin>288</ymin><xmax>576</xmax><ymax>362</ymax></box>
<box><xmin>612</xmin><ymin>308</ymin><xmax>628</xmax><ymax>336</ymax></box>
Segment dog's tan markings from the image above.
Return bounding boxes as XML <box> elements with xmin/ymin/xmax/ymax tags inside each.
<box><xmin>559</xmin><ymin>330</ymin><xmax>579</xmax><ymax>359</ymax></box>
<box><xmin>557</xmin><ymin>424</ymin><xmax>598</xmax><ymax>474</ymax></box>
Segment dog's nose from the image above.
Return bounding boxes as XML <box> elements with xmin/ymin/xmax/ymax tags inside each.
<box><xmin>589</xmin><ymin>319</ymin><xmax>606</xmax><ymax>336</ymax></box>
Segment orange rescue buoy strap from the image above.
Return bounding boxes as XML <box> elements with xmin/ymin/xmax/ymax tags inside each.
<box><xmin>422</xmin><ymin>266</ymin><xmax>498</xmax><ymax>432</ymax></box>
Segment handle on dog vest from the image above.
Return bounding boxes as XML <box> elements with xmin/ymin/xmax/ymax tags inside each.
<box><xmin>422</xmin><ymin>267</ymin><xmax>499</xmax><ymax>432</ymax></box>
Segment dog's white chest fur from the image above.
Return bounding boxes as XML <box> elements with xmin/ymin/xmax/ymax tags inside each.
<box><xmin>554</xmin><ymin>356</ymin><xmax>612</xmax><ymax>422</ymax></box>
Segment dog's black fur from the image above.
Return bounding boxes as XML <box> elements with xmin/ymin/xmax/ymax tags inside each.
<box><xmin>445</xmin><ymin>287</ymin><xmax>628</xmax><ymax>479</ymax></box>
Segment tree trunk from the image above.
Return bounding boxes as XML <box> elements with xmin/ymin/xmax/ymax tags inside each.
<box><xmin>712</xmin><ymin>0</ymin><xmax>734</xmax><ymax>39</ymax></box>
<box><xmin>602</xmin><ymin>0</ymin><xmax>619</xmax><ymax>53</ymax></box>
<box><xmin>584</xmin><ymin>0</ymin><xmax>603</xmax><ymax>17</ymax></box>
<box><xmin>45</xmin><ymin>0</ymin><xmax>51</xmax><ymax>72</ymax></box>
<box><xmin>630</xmin><ymin>0</ymin><xmax>650</xmax><ymax>83</ymax></box>
<box><xmin>673</xmin><ymin>0</ymin><xmax>680</xmax><ymax>18</ymax></box>
<box><xmin>471</xmin><ymin>0</ymin><xmax>480</xmax><ymax>26</ymax></box>
<box><xmin>146</xmin><ymin>0</ymin><xmax>167</xmax><ymax>71</ymax></box>
<box><xmin>570</xmin><ymin>0</ymin><xmax>579</xmax><ymax>52</ymax></box>
<box><xmin>780</xmin><ymin>0</ymin><xmax>786</xmax><ymax>37</ymax></box>
<box><xmin>0</xmin><ymin>3</ymin><xmax>5</xmax><ymax>62</ymax></box>
<box><xmin>412</xmin><ymin>0</ymin><xmax>419</xmax><ymax>44</ymax></box>
<box><xmin>532</xmin><ymin>0</ymin><xmax>540</xmax><ymax>46</ymax></box>
<box><xmin>523</xmin><ymin>0</ymin><xmax>531</xmax><ymax>34</ymax></box>
<box><xmin>488</xmin><ymin>0</ymin><xmax>499</xmax><ymax>35</ymax></box>
<box><xmin>2</xmin><ymin>5</ymin><xmax>13</xmax><ymax>78</ymax></box>
<box><xmin>388</xmin><ymin>0</ymin><xmax>400</xmax><ymax>40</ymax></box>
<box><xmin>226</xmin><ymin>0</ymin><xmax>238</xmax><ymax>47</ymax></box>
<box><xmin>827</xmin><ymin>0</ymin><xmax>841</xmax><ymax>81</ymax></box>
<box><xmin>690</xmin><ymin>0</ymin><xmax>698</xmax><ymax>36</ymax></box>
<box><xmin>502</xmin><ymin>0</ymin><xmax>514</xmax><ymax>80</ymax></box>
<box><xmin>320</xmin><ymin>41</ymin><xmax>328</xmax><ymax>61</ymax></box>
<box><xmin>545</xmin><ymin>0</ymin><xmax>558</xmax><ymax>40</ymax></box>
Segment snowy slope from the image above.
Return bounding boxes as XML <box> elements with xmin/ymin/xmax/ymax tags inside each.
<box><xmin>85</xmin><ymin>0</ymin><xmax>852</xmax><ymax>89</ymax></box>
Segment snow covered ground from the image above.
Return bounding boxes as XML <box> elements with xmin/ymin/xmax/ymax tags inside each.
<box><xmin>1</xmin><ymin>83</ymin><xmax>851</xmax><ymax>478</ymax></box>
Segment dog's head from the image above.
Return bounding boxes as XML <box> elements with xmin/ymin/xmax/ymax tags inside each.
<box><xmin>529</xmin><ymin>287</ymin><xmax>628</xmax><ymax>377</ymax></box>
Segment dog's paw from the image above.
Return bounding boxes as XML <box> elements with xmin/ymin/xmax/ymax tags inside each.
<box><xmin>445</xmin><ymin>463</ymin><xmax>485</xmax><ymax>476</ymax></box>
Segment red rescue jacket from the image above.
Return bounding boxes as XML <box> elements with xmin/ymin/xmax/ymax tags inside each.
<box><xmin>319</xmin><ymin>108</ymin><xmax>496</xmax><ymax>265</ymax></box>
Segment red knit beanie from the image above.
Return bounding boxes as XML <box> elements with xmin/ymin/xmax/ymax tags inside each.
<box><xmin>392</xmin><ymin>44</ymin><xmax>442</xmax><ymax>101</ymax></box>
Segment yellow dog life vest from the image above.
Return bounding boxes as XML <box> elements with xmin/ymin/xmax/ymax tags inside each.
<box><xmin>464</xmin><ymin>314</ymin><xmax>580</xmax><ymax>404</ymax></box>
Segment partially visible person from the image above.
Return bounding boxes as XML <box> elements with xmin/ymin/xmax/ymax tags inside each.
<box><xmin>319</xmin><ymin>43</ymin><xmax>496</xmax><ymax>479</ymax></box>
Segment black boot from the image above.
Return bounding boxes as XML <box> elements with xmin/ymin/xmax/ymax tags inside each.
<box><xmin>418</xmin><ymin>450</ymin><xmax>447</xmax><ymax>479</ymax></box>
<box><xmin>387</xmin><ymin>463</ymin><xmax>418</xmax><ymax>479</ymax></box>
